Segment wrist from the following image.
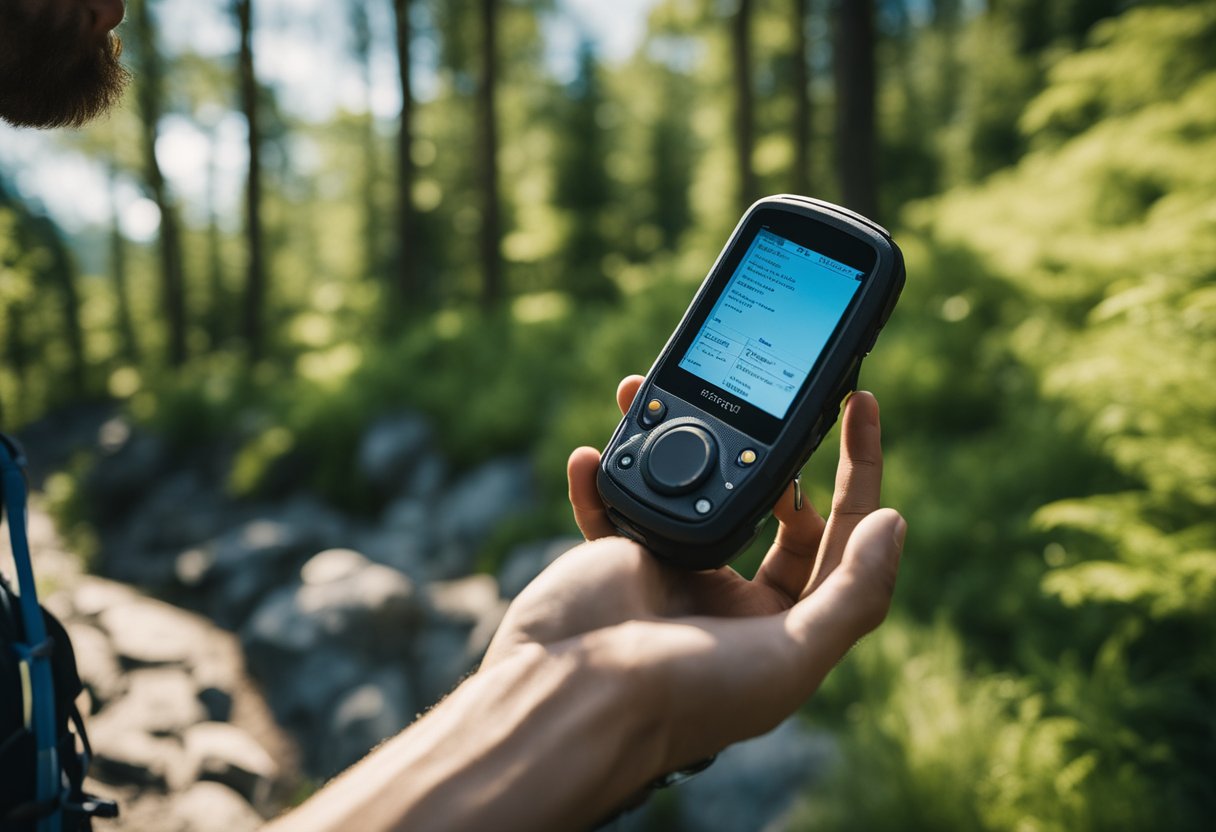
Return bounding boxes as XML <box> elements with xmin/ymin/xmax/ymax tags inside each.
<box><xmin>273</xmin><ymin>633</ymin><xmax>666</xmax><ymax>832</ymax></box>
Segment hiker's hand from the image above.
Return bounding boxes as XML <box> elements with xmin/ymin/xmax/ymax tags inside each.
<box><xmin>472</xmin><ymin>379</ymin><xmax>904</xmax><ymax>821</ymax></box>
<box><xmin>484</xmin><ymin>375</ymin><xmax>896</xmax><ymax>653</ymax></box>
<box><xmin>268</xmin><ymin>382</ymin><xmax>905</xmax><ymax>832</ymax></box>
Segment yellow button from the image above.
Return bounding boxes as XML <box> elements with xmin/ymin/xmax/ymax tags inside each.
<box><xmin>739</xmin><ymin>449</ymin><xmax>757</xmax><ymax>466</ymax></box>
<box><xmin>647</xmin><ymin>399</ymin><xmax>663</xmax><ymax>412</ymax></box>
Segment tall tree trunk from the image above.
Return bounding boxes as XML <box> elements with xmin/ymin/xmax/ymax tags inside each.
<box><xmin>352</xmin><ymin>1</ymin><xmax>380</xmax><ymax>286</ymax></box>
<box><xmin>834</xmin><ymin>0</ymin><xmax>879</xmax><ymax>220</ymax></box>
<box><xmin>478</xmin><ymin>0</ymin><xmax>503</xmax><ymax>309</ymax></box>
<box><xmin>932</xmin><ymin>0</ymin><xmax>961</xmax><ymax>126</ymax></box>
<box><xmin>204</xmin><ymin>129</ymin><xmax>226</xmax><ymax>351</ymax></box>
<box><xmin>236</xmin><ymin>0</ymin><xmax>266</xmax><ymax>363</ymax></box>
<box><xmin>132</xmin><ymin>0</ymin><xmax>187</xmax><ymax>367</ymax></box>
<box><xmin>792</xmin><ymin>0</ymin><xmax>812</xmax><ymax>196</ymax></box>
<box><xmin>41</xmin><ymin>227</ymin><xmax>86</xmax><ymax>395</ymax></box>
<box><xmin>108</xmin><ymin>166</ymin><xmax>140</xmax><ymax>363</ymax></box>
<box><xmin>731</xmin><ymin>0</ymin><xmax>757</xmax><ymax>210</ymax></box>
<box><xmin>392</xmin><ymin>0</ymin><xmax>418</xmax><ymax>309</ymax></box>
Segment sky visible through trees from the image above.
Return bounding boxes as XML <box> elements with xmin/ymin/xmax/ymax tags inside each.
<box><xmin>0</xmin><ymin>0</ymin><xmax>658</xmax><ymax>241</ymax></box>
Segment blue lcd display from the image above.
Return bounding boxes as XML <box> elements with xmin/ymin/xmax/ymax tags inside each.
<box><xmin>677</xmin><ymin>228</ymin><xmax>863</xmax><ymax>420</ymax></box>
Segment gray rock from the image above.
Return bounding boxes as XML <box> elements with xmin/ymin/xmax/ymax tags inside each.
<box><xmin>356</xmin><ymin>411</ymin><xmax>436</xmax><ymax>495</ymax></box>
<box><xmin>176</xmin><ymin>496</ymin><xmax>351</xmax><ymax>625</ymax></box>
<box><xmin>277</xmin><ymin>494</ymin><xmax>350</xmax><ymax>544</ymax></box>
<box><xmin>64</xmin><ymin>622</ymin><xmax>125</xmax><ymax>709</ymax></box>
<box><xmin>98</xmin><ymin>598</ymin><xmax>214</xmax><ymax>667</ymax></box>
<box><xmin>497</xmin><ymin>537</ymin><xmax>580</xmax><ymax>598</ymax></box>
<box><xmin>169</xmin><ymin>781</ymin><xmax>264</xmax><ymax>832</ymax></box>
<box><xmin>348</xmin><ymin>525</ymin><xmax>426</xmax><ymax>577</ymax></box>
<box><xmin>428</xmin><ymin>575</ymin><xmax>507</xmax><ymax>667</ymax></box>
<box><xmin>118</xmin><ymin>471</ymin><xmax>221</xmax><ymax>551</ymax></box>
<box><xmin>268</xmin><ymin>648</ymin><xmax>367</xmax><ymax>726</ymax></box>
<box><xmin>407</xmin><ymin>453</ymin><xmax>447</xmax><ymax>501</ymax></box>
<box><xmin>432</xmin><ymin>457</ymin><xmax>536</xmax><ymax>578</ymax></box>
<box><xmin>197</xmin><ymin>685</ymin><xmax>233</xmax><ymax>723</ymax></box>
<box><xmin>381</xmin><ymin>496</ymin><xmax>434</xmax><ymax>547</ymax></box>
<box><xmin>673</xmin><ymin>718</ymin><xmax>836</xmax><ymax>832</ymax></box>
<box><xmin>415</xmin><ymin>625</ymin><xmax>475</xmax><ymax>707</ymax></box>
<box><xmin>242</xmin><ymin>549</ymin><xmax>419</xmax><ymax>671</ymax></box>
<box><xmin>88</xmin><ymin>668</ymin><xmax>208</xmax><ymax>738</ymax></box>
<box><xmin>70</xmin><ymin>576</ymin><xmax>139</xmax><ymax>619</ymax></box>
<box><xmin>325</xmin><ymin>668</ymin><xmax>414</xmax><ymax>776</ymax></box>
<box><xmin>426</xmin><ymin>573</ymin><xmax>501</xmax><ymax>626</ymax></box>
<box><xmin>86</xmin><ymin>423</ymin><xmax>169</xmax><ymax>516</ymax></box>
<box><xmin>182</xmin><ymin>722</ymin><xmax>279</xmax><ymax>805</ymax></box>
<box><xmin>89</xmin><ymin>728</ymin><xmax>183</xmax><ymax>789</ymax></box>
<box><xmin>417</xmin><ymin>575</ymin><xmax>508</xmax><ymax>706</ymax></box>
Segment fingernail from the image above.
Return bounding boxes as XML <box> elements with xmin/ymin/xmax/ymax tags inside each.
<box><xmin>892</xmin><ymin>515</ymin><xmax>907</xmax><ymax>549</ymax></box>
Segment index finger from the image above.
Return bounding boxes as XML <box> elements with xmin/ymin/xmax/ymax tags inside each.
<box><xmin>617</xmin><ymin>375</ymin><xmax>645</xmax><ymax>415</ymax></box>
<box><xmin>805</xmin><ymin>391</ymin><xmax>883</xmax><ymax>596</ymax></box>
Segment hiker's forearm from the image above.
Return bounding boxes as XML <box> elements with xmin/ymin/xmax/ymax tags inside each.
<box><xmin>265</xmin><ymin>639</ymin><xmax>662</xmax><ymax>832</ymax></box>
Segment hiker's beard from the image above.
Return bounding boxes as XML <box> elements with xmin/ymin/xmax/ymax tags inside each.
<box><xmin>0</xmin><ymin>1</ymin><xmax>130</xmax><ymax>129</ymax></box>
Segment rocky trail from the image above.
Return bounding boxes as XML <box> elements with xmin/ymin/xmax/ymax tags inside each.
<box><xmin>4</xmin><ymin>405</ymin><xmax>835</xmax><ymax>830</ymax></box>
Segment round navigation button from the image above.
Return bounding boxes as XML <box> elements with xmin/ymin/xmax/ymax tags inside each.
<box><xmin>643</xmin><ymin>425</ymin><xmax>718</xmax><ymax>495</ymax></box>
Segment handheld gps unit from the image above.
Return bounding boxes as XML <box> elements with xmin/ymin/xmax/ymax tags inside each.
<box><xmin>596</xmin><ymin>195</ymin><xmax>905</xmax><ymax>570</ymax></box>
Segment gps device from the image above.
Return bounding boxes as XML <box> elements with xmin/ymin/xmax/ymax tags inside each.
<box><xmin>596</xmin><ymin>195</ymin><xmax>905</xmax><ymax>570</ymax></box>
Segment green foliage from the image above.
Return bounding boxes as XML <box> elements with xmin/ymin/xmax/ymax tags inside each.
<box><xmin>800</xmin><ymin>7</ymin><xmax>1216</xmax><ymax>828</ymax></box>
<box><xmin>798</xmin><ymin>619</ymin><xmax>1178</xmax><ymax>832</ymax></box>
<box><xmin>41</xmin><ymin>457</ymin><xmax>100</xmax><ymax>571</ymax></box>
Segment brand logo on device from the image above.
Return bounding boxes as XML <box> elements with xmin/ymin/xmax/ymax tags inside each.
<box><xmin>700</xmin><ymin>389</ymin><xmax>741</xmax><ymax>414</ymax></box>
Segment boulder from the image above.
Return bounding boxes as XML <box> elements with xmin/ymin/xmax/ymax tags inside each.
<box><xmin>242</xmin><ymin>549</ymin><xmax>419</xmax><ymax>674</ymax></box>
<box><xmin>497</xmin><ymin>537</ymin><xmax>580</xmax><ymax>598</ymax></box>
<box><xmin>181</xmin><ymin>721</ymin><xmax>279</xmax><ymax>805</ymax></box>
<box><xmin>428</xmin><ymin>574</ymin><xmax>507</xmax><ymax>661</ymax></box>
<box><xmin>88</xmin><ymin>668</ymin><xmax>208</xmax><ymax>738</ymax></box>
<box><xmin>175</xmin><ymin>496</ymin><xmax>351</xmax><ymax>626</ymax></box>
<box><xmin>85</xmin><ymin>420</ymin><xmax>170</xmax><ymax>518</ymax></box>
<box><xmin>356</xmin><ymin>411</ymin><xmax>440</xmax><ymax>496</ymax></box>
<box><xmin>89</xmin><ymin>728</ymin><xmax>183</xmax><ymax>790</ymax></box>
<box><xmin>415</xmin><ymin>626</ymin><xmax>475</xmax><ymax>708</ymax></box>
<box><xmin>324</xmin><ymin>668</ymin><xmax>414</xmax><ymax>776</ymax></box>
<box><xmin>169</xmin><ymin>781</ymin><xmax>264</xmax><ymax>832</ymax></box>
<box><xmin>417</xmin><ymin>575</ymin><xmax>508</xmax><ymax>706</ymax></box>
<box><xmin>426</xmin><ymin>573</ymin><xmax>502</xmax><ymax>626</ymax></box>
<box><xmin>63</xmin><ymin>621</ymin><xmax>125</xmax><ymax>709</ymax></box>
<box><xmin>672</xmin><ymin>718</ymin><xmax>836</xmax><ymax>832</ymax></box>
<box><xmin>70</xmin><ymin>576</ymin><xmax>139</xmax><ymax>619</ymax></box>
<box><xmin>348</xmin><ymin>524</ymin><xmax>426</xmax><ymax>578</ymax></box>
<box><xmin>264</xmin><ymin>648</ymin><xmax>367</xmax><ymax>728</ymax></box>
<box><xmin>431</xmin><ymin>457</ymin><xmax>536</xmax><ymax>578</ymax></box>
<box><xmin>98</xmin><ymin>597</ymin><xmax>215</xmax><ymax>667</ymax></box>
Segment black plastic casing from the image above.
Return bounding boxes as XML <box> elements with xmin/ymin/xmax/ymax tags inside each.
<box><xmin>596</xmin><ymin>195</ymin><xmax>905</xmax><ymax>570</ymax></box>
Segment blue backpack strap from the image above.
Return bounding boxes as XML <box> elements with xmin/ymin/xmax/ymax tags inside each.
<box><xmin>1</xmin><ymin>433</ymin><xmax>62</xmax><ymax>832</ymax></box>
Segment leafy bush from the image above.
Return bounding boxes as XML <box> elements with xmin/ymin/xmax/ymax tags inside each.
<box><xmin>798</xmin><ymin>7</ymin><xmax>1216</xmax><ymax>828</ymax></box>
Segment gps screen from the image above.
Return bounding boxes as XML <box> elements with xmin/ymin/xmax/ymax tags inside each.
<box><xmin>677</xmin><ymin>228</ymin><xmax>863</xmax><ymax>420</ymax></box>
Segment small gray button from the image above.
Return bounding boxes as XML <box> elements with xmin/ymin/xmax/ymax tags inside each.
<box><xmin>618</xmin><ymin>453</ymin><xmax>634</xmax><ymax>469</ymax></box>
<box><xmin>694</xmin><ymin>498</ymin><xmax>713</xmax><ymax>515</ymax></box>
